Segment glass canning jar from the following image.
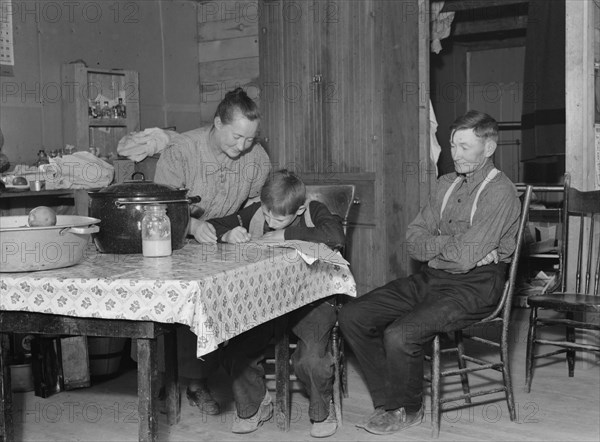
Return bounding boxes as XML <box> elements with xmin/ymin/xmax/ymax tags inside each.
<box><xmin>141</xmin><ymin>204</ymin><xmax>172</xmax><ymax>257</ymax></box>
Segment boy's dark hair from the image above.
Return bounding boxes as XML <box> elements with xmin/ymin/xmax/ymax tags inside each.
<box><xmin>261</xmin><ymin>169</ymin><xmax>306</xmax><ymax>215</ymax></box>
<box><xmin>214</xmin><ymin>87</ymin><xmax>261</xmax><ymax>124</ymax></box>
<box><xmin>450</xmin><ymin>110</ymin><xmax>498</xmax><ymax>143</ymax></box>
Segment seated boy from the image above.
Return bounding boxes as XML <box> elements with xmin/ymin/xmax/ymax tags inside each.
<box><xmin>204</xmin><ymin>169</ymin><xmax>345</xmax><ymax>437</ymax></box>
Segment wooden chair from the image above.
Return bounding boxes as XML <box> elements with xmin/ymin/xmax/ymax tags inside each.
<box><xmin>525</xmin><ymin>175</ymin><xmax>600</xmax><ymax>392</ymax></box>
<box><xmin>268</xmin><ymin>184</ymin><xmax>356</xmax><ymax>431</ymax></box>
<box><xmin>427</xmin><ymin>185</ymin><xmax>533</xmax><ymax>438</ymax></box>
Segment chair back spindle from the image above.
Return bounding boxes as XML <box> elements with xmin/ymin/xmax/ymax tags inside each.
<box><xmin>305</xmin><ymin>184</ymin><xmax>356</xmax><ymax>252</ymax></box>
<box><xmin>560</xmin><ymin>173</ymin><xmax>600</xmax><ymax>295</ymax></box>
<box><xmin>525</xmin><ymin>174</ymin><xmax>600</xmax><ymax>393</ymax></box>
<box><xmin>271</xmin><ymin>183</ymin><xmax>357</xmax><ymax>431</ymax></box>
<box><xmin>482</xmin><ymin>185</ymin><xmax>533</xmax><ymax>323</ymax></box>
<box><xmin>429</xmin><ymin>185</ymin><xmax>534</xmax><ymax>437</ymax></box>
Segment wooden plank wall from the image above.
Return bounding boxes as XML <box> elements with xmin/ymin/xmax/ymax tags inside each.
<box><xmin>197</xmin><ymin>0</ymin><xmax>260</xmax><ymax>125</ymax></box>
<box><xmin>380</xmin><ymin>0</ymin><xmax>423</xmax><ymax>280</ymax></box>
<box><xmin>0</xmin><ymin>0</ymin><xmax>202</xmax><ymax>165</ymax></box>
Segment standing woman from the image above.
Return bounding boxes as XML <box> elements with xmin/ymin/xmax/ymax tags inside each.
<box><xmin>154</xmin><ymin>87</ymin><xmax>271</xmax><ymax>414</ymax></box>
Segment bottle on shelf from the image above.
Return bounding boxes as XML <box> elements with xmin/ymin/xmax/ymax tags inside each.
<box><xmin>115</xmin><ymin>97</ymin><xmax>127</xmax><ymax>118</ymax></box>
<box><xmin>101</xmin><ymin>101</ymin><xmax>111</xmax><ymax>118</ymax></box>
<box><xmin>141</xmin><ymin>204</ymin><xmax>172</xmax><ymax>257</ymax></box>
<box><xmin>94</xmin><ymin>100</ymin><xmax>102</xmax><ymax>118</ymax></box>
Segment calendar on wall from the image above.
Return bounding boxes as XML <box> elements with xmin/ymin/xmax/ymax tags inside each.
<box><xmin>0</xmin><ymin>0</ymin><xmax>14</xmax><ymax>76</ymax></box>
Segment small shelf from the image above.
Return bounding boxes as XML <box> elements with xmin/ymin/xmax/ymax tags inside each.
<box><xmin>0</xmin><ymin>189</ymin><xmax>74</xmax><ymax>199</ymax></box>
<box><xmin>89</xmin><ymin>118</ymin><xmax>128</xmax><ymax>127</ymax></box>
<box><xmin>62</xmin><ymin>62</ymin><xmax>139</xmax><ymax>161</ymax></box>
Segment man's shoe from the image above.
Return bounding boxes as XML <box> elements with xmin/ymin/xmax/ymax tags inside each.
<box><xmin>231</xmin><ymin>391</ymin><xmax>273</xmax><ymax>434</ymax></box>
<box><xmin>364</xmin><ymin>405</ymin><xmax>424</xmax><ymax>435</ymax></box>
<box><xmin>355</xmin><ymin>407</ymin><xmax>386</xmax><ymax>429</ymax></box>
<box><xmin>310</xmin><ymin>401</ymin><xmax>338</xmax><ymax>438</ymax></box>
<box><xmin>186</xmin><ymin>385</ymin><xmax>220</xmax><ymax>415</ymax></box>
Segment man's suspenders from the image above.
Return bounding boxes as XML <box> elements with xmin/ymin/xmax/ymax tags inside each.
<box><xmin>440</xmin><ymin>168</ymin><xmax>500</xmax><ymax>227</ymax></box>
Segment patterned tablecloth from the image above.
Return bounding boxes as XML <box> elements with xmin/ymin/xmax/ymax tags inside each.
<box><xmin>0</xmin><ymin>241</ymin><xmax>357</xmax><ymax>357</ymax></box>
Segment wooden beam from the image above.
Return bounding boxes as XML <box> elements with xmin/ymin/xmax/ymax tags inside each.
<box><xmin>453</xmin><ymin>15</ymin><xmax>528</xmax><ymax>35</ymax></box>
<box><xmin>441</xmin><ymin>0</ymin><xmax>529</xmax><ymax>13</ymax></box>
<box><xmin>418</xmin><ymin>0</ymin><xmax>434</xmax><ymax>207</ymax></box>
<box><xmin>565</xmin><ymin>0</ymin><xmax>597</xmax><ymax>369</ymax></box>
<box><xmin>565</xmin><ymin>0</ymin><xmax>595</xmax><ymax>191</ymax></box>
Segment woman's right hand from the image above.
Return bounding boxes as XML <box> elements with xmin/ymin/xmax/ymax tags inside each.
<box><xmin>189</xmin><ymin>218</ymin><xmax>217</xmax><ymax>243</ymax></box>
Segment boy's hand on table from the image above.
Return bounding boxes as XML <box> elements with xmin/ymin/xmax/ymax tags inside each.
<box><xmin>222</xmin><ymin>227</ymin><xmax>251</xmax><ymax>244</ymax></box>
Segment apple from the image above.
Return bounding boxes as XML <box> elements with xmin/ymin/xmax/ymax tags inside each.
<box><xmin>28</xmin><ymin>206</ymin><xmax>57</xmax><ymax>227</ymax></box>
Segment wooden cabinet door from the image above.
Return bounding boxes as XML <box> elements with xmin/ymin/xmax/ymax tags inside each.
<box><xmin>258</xmin><ymin>0</ymin><xmax>324</xmax><ymax>169</ymax></box>
<box><xmin>259</xmin><ymin>0</ymin><xmax>425</xmax><ymax>294</ymax></box>
<box><xmin>319</xmin><ymin>1</ymin><xmax>382</xmax><ymax>294</ymax></box>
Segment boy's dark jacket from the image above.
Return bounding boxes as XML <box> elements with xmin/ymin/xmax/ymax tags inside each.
<box><xmin>207</xmin><ymin>200</ymin><xmax>345</xmax><ymax>250</ymax></box>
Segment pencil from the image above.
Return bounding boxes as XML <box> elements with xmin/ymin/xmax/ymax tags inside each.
<box><xmin>237</xmin><ymin>214</ymin><xmax>244</xmax><ymax>228</ymax></box>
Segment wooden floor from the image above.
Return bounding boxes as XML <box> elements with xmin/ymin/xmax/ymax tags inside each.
<box><xmin>11</xmin><ymin>308</ymin><xmax>600</xmax><ymax>441</ymax></box>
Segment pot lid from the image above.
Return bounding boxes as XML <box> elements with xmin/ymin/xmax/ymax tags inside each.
<box><xmin>92</xmin><ymin>173</ymin><xmax>188</xmax><ymax>198</ymax></box>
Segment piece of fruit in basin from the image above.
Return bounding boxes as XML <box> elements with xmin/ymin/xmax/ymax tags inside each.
<box><xmin>28</xmin><ymin>206</ymin><xmax>57</xmax><ymax>227</ymax></box>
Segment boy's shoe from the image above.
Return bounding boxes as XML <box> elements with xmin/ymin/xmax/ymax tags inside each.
<box><xmin>364</xmin><ymin>405</ymin><xmax>424</xmax><ymax>435</ymax></box>
<box><xmin>310</xmin><ymin>401</ymin><xmax>338</xmax><ymax>438</ymax></box>
<box><xmin>186</xmin><ymin>385</ymin><xmax>220</xmax><ymax>415</ymax></box>
<box><xmin>355</xmin><ymin>406</ymin><xmax>386</xmax><ymax>429</ymax></box>
<box><xmin>231</xmin><ymin>391</ymin><xmax>273</xmax><ymax>434</ymax></box>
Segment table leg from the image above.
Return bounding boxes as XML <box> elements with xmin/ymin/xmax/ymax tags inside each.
<box><xmin>0</xmin><ymin>333</ymin><xmax>14</xmax><ymax>442</ymax></box>
<box><xmin>137</xmin><ymin>338</ymin><xmax>158</xmax><ymax>442</ymax></box>
<box><xmin>274</xmin><ymin>316</ymin><xmax>290</xmax><ymax>431</ymax></box>
<box><xmin>72</xmin><ymin>189</ymin><xmax>90</xmax><ymax>216</ymax></box>
<box><xmin>163</xmin><ymin>329</ymin><xmax>180</xmax><ymax>425</ymax></box>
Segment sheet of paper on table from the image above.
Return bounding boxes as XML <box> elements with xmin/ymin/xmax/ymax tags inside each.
<box><xmin>259</xmin><ymin>239</ymin><xmax>350</xmax><ymax>266</ymax></box>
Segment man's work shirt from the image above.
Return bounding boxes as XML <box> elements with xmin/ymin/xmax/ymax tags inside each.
<box><xmin>406</xmin><ymin>161</ymin><xmax>520</xmax><ymax>274</ymax></box>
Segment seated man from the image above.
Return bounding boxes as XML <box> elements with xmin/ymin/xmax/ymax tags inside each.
<box><xmin>205</xmin><ymin>169</ymin><xmax>345</xmax><ymax>437</ymax></box>
<box><xmin>339</xmin><ymin>110</ymin><xmax>521</xmax><ymax>435</ymax></box>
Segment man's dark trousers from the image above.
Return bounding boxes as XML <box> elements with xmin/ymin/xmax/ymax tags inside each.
<box><xmin>338</xmin><ymin>263</ymin><xmax>507</xmax><ymax>412</ymax></box>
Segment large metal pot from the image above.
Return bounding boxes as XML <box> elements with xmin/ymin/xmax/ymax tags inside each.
<box><xmin>0</xmin><ymin>215</ymin><xmax>100</xmax><ymax>272</ymax></box>
<box><xmin>88</xmin><ymin>174</ymin><xmax>201</xmax><ymax>254</ymax></box>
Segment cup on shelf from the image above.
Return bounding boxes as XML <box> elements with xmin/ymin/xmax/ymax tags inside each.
<box><xmin>29</xmin><ymin>180</ymin><xmax>45</xmax><ymax>191</ymax></box>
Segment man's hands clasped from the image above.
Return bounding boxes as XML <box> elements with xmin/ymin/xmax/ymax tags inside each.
<box><xmin>476</xmin><ymin>249</ymin><xmax>498</xmax><ymax>267</ymax></box>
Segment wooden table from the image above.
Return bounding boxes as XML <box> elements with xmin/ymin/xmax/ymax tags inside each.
<box><xmin>0</xmin><ymin>241</ymin><xmax>356</xmax><ymax>441</ymax></box>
